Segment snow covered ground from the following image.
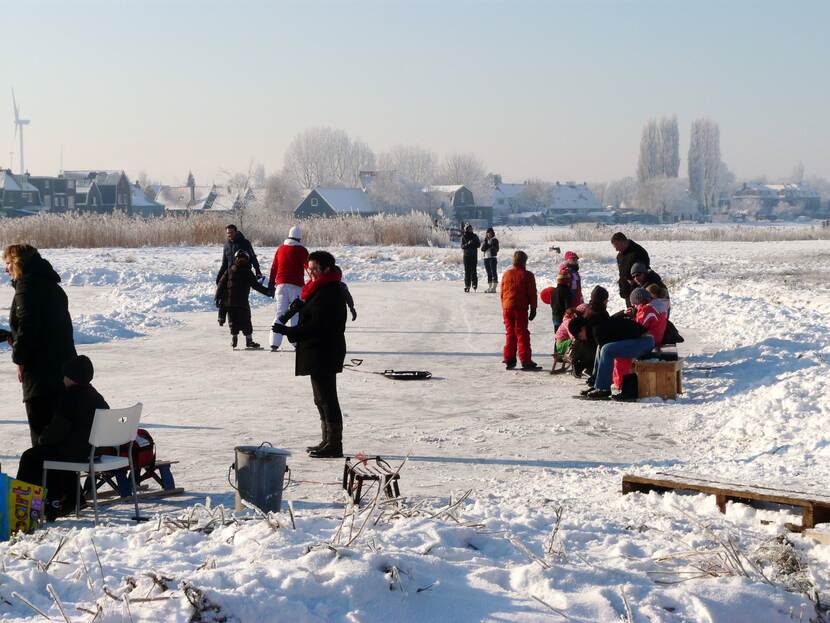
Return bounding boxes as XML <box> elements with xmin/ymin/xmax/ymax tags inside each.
<box><xmin>1</xmin><ymin>230</ymin><xmax>829</xmax><ymax>622</ymax></box>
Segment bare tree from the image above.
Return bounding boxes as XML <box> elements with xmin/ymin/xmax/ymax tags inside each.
<box><xmin>438</xmin><ymin>152</ymin><xmax>489</xmax><ymax>203</ymax></box>
<box><xmin>283</xmin><ymin>127</ymin><xmax>376</xmax><ymax>190</ymax></box>
<box><xmin>253</xmin><ymin>163</ymin><xmax>266</xmax><ymax>187</ymax></box>
<box><xmin>605</xmin><ymin>177</ymin><xmax>638</xmax><ymax>210</ymax></box>
<box><xmin>262</xmin><ymin>171</ymin><xmax>302</xmax><ymax>214</ymax></box>
<box><xmin>688</xmin><ymin>118</ymin><xmax>722</xmax><ymax>215</ymax></box>
<box><xmin>378</xmin><ymin>145</ymin><xmax>438</xmax><ymax>185</ymax></box>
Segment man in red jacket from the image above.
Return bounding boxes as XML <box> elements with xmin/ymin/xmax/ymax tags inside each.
<box><xmin>500</xmin><ymin>250</ymin><xmax>541</xmax><ymax>370</ymax></box>
<box><xmin>268</xmin><ymin>226</ymin><xmax>309</xmax><ymax>351</ymax></box>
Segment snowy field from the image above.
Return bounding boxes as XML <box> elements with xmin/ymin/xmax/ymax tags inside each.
<box><xmin>1</xmin><ymin>229</ymin><xmax>829</xmax><ymax>622</ymax></box>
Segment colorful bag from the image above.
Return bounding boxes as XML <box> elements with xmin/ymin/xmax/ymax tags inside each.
<box><xmin>0</xmin><ymin>473</ymin><xmax>44</xmax><ymax>540</ymax></box>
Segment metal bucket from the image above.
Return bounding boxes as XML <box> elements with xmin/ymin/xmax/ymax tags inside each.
<box><xmin>228</xmin><ymin>442</ymin><xmax>291</xmax><ymax>513</ymax></box>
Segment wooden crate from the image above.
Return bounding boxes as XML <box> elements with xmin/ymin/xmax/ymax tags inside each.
<box><xmin>633</xmin><ymin>358</ymin><xmax>683</xmax><ymax>399</ymax></box>
<box><xmin>622</xmin><ymin>472</ymin><xmax>830</xmax><ymax>530</ymax></box>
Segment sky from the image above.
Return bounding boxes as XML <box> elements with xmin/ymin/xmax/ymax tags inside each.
<box><xmin>2</xmin><ymin>0</ymin><xmax>829</xmax><ymax>186</ymax></box>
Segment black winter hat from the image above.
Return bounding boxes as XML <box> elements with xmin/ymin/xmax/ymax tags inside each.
<box><xmin>63</xmin><ymin>355</ymin><xmax>94</xmax><ymax>385</ymax></box>
<box><xmin>567</xmin><ymin>316</ymin><xmax>587</xmax><ymax>338</ymax></box>
<box><xmin>589</xmin><ymin>285</ymin><xmax>609</xmax><ymax>306</ymax></box>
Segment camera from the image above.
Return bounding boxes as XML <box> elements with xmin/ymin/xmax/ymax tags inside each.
<box><xmin>278</xmin><ymin>298</ymin><xmax>304</xmax><ymax>324</ymax></box>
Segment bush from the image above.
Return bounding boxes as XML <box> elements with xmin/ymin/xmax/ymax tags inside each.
<box><xmin>551</xmin><ymin>223</ymin><xmax>830</xmax><ymax>242</ymax></box>
<box><xmin>0</xmin><ymin>212</ymin><xmax>450</xmax><ymax>249</ymax></box>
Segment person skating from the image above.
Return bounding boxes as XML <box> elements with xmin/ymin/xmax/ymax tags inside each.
<box><xmin>272</xmin><ymin>251</ymin><xmax>348</xmax><ymax>458</ymax></box>
<box><xmin>500</xmin><ymin>250</ymin><xmax>541</xmax><ymax>370</ymax></box>
<box><xmin>3</xmin><ymin>244</ymin><xmax>77</xmax><ymax>446</ymax></box>
<box><xmin>216</xmin><ymin>224</ymin><xmax>261</xmax><ymax>284</ymax></box>
<box><xmin>550</xmin><ymin>251</ymin><xmax>583</xmax><ymax>331</ymax></box>
<box><xmin>480</xmin><ymin>227</ymin><xmax>499</xmax><ymax>293</ymax></box>
<box><xmin>16</xmin><ymin>355</ymin><xmax>108</xmax><ymax>520</ymax></box>
<box><xmin>267</xmin><ymin>225</ymin><xmax>309</xmax><ymax>352</ymax></box>
<box><xmin>215</xmin><ymin>250</ymin><xmax>272</xmax><ymax>349</ymax></box>
<box><xmin>610</xmin><ymin>232</ymin><xmax>650</xmax><ymax>305</ymax></box>
<box><xmin>460</xmin><ymin>224</ymin><xmax>480</xmax><ymax>292</ymax></box>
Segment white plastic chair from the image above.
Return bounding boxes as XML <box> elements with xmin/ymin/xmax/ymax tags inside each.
<box><xmin>42</xmin><ymin>403</ymin><xmax>143</xmax><ymax>524</ymax></box>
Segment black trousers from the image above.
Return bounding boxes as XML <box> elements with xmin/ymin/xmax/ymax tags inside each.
<box><xmin>483</xmin><ymin>257</ymin><xmax>498</xmax><ymax>284</ymax></box>
<box><xmin>310</xmin><ymin>373</ymin><xmax>343</xmax><ymax>432</ymax></box>
<box><xmin>227</xmin><ymin>306</ymin><xmax>253</xmax><ymax>336</ymax></box>
<box><xmin>25</xmin><ymin>392</ymin><xmax>60</xmax><ymax>447</ymax></box>
<box><xmin>463</xmin><ymin>255</ymin><xmax>478</xmax><ymax>289</ymax></box>
<box><xmin>17</xmin><ymin>446</ymin><xmax>76</xmax><ymax>502</ymax></box>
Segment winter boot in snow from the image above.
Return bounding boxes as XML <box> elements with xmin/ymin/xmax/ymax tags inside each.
<box><xmin>306</xmin><ymin>420</ymin><xmax>328</xmax><ymax>453</ymax></box>
<box><xmin>464</xmin><ymin>287</ymin><xmax>470</xmax><ymax>293</ymax></box>
<box><xmin>504</xmin><ymin>358</ymin><xmax>517</xmax><ymax>370</ymax></box>
<box><xmin>231</xmin><ymin>335</ymin><xmax>238</xmax><ymax>349</ymax></box>
<box><xmin>521</xmin><ymin>360</ymin><xmax>543</xmax><ymax>371</ymax></box>
<box><xmin>309</xmin><ymin>422</ymin><xmax>343</xmax><ymax>458</ymax></box>
<box><xmin>245</xmin><ymin>336</ymin><xmax>261</xmax><ymax>349</ymax></box>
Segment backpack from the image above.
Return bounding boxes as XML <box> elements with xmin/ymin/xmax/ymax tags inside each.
<box><xmin>102</xmin><ymin>429</ymin><xmax>156</xmax><ymax>470</ymax></box>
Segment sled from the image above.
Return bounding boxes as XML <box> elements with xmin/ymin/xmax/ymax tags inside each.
<box><xmin>89</xmin><ymin>460</ymin><xmax>183</xmax><ymax>501</ymax></box>
<box><xmin>622</xmin><ymin>472</ymin><xmax>830</xmax><ymax>531</ymax></box>
<box><xmin>344</xmin><ymin>359</ymin><xmax>433</xmax><ymax>380</ymax></box>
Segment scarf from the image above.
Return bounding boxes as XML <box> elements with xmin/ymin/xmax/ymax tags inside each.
<box><xmin>300</xmin><ymin>267</ymin><xmax>342</xmax><ymax>301</ymax></box>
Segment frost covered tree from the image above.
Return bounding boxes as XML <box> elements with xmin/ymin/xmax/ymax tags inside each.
<box><xmin>637</xmin><ymin>119</ymin><xmax>662</xmax><ymax>183</ymax></box>
<box><xmin>253</xmin><ymin>163</ymin><xmax>266</xmax><ymax>187</ymax></box>
<box><xmin>377</xmin><ymin>145</ymin><xmax>438</xmax><ymax>185</ymax></box>
<box><xmin>283</xmin><ymin>127</ymin><xmax>375</xmax><ymax>190</ymax></box>
<box><xmin>688</xmin><ymin>118</ymin><xmax>722</xmax><ymax>215</ymax></box>
<box><xmin>262</xmin><ymin>171</ymin><xmax>302</xmax><ymax>214</ymax></box>
<box><xmin>660</xmin><ymin>116</ymin><xmax>680</xmax><ymax>177</ymax></box>
<box><xmin>605</xmin><ymin>177</ymin><xmax>638</xmax><ymax>210</ymax></box>
<box><xmin>638</xmin><ymin>117</ymin><xmax>680</xmax><ymax>182</ymax></box>
<box><xmin>438</xmin><ymin>152</ymin><xmax>489</xmax><ymax>203</ymax></box>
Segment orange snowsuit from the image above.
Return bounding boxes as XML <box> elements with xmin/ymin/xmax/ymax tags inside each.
<box><xmin>500</xmin><ymin>267</ymin><xmax>537</xmax><ymax>364</ymax></box>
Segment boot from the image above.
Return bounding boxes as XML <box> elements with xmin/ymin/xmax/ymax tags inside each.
<box><xmin>231</xmin><ymin>335</ymin><xmax>238</xmax><ymax>349</ymax></box>
<box><xmin>309</xmin><ymin>422</ymin><xmax>343</xmax><ymax>458</ymax></box>
<box><xmin>306</xmin><ymin>420</ymin><xmax>328</xmax><ymax>453</ymax></box>
<box><xmin>245</xmin><ymin>335</ymin><xmax>261</xmax><ymax>349</ymax></box>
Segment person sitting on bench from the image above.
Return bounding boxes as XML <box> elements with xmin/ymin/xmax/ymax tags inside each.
<box><xmin>16</xmin><ymin>355</ymin><xmax>109</xmax><ymax>520</ymax></box>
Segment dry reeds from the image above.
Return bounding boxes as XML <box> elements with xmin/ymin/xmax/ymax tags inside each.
<box><xmin>552</xmin><ymin>223</ymin><xmax>830</xmax><ymax>242</ymax></box>
<box><xmin>0</xmin><ymin>212</ymin><xmax>450</xmax><ymax>249</ymax></box>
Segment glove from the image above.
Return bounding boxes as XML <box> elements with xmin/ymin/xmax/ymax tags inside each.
<box><xmin>528</xmin><ymin>308</ymin><xmax>537</xmax><ymax>321</ymax></box>
<box><xmin>267</xmin><ymin>287</ymin><xmax>276</xmax><ymax>298</ymax></box>
<box><xmin>351</xmin><ymin>308</ymin><xmax>357</xmax><ymax>322</ymax></box>
<box><xmin>272</xmin><ymin>323</ymin><xmax>287</xmax><ymax>335</ymax></box>
<box><xmin>218</xmin><ymin>316</ymin><xmax>225</xmax><ymax>327</ymax></box>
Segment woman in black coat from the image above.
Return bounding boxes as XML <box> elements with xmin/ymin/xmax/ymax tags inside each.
<box><xmin>3</xmin><ymin>244</ymin><xmax>76</xmax><ymax>445</ymax></box>
<box><xmin>273</xmin><ymin>250</ymin><xmax>347</xmax><ymax>458</ymax></box>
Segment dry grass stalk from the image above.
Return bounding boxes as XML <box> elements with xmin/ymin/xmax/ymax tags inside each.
<box><xmin>11</xmin><ymin>591</ymin><xmax>53</xmax><ymax>620</ymax></box>
<box><xmin>45</xmin><ymin>584</ymin><xmax>70</xmax><ymax>623</ymax></box>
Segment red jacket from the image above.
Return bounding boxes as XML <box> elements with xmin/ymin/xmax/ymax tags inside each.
<box><xmin>500</xmin><ymin>266</ymin><xmax>537</xmax><ymax>311</ymax></box>
<box><xmin>268</xmin><ymin>241</ymin><xmax>309</xmax><ymax>288</ymax></box>
<box><xmin>635</xmin><ymin>303</ymin><xmax>667</xmax><ymax>345</ymax></box>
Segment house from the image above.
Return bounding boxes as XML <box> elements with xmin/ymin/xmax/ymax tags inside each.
<box><xmin>73</xmin><ymin>177</ymin><xmax>104</xmax><ymax>213</ymax></box>
<box><xmin>422</xmin><ymin>184</ymin><xmax>491</xmax><ymax>226</ymax></box>
<box><xmin>27</xmin><ymin>175</ymin><xmax>77</xmax><ymax>212</ymax></box>
<box><xmin>157</xmin><ymin>184</ymin><xmax>237</xmax><ymax>214</ymax></box>
<box><xmin>294</xmin><ymin>187</ymin><xmax>377</xmax><ymax>218</ymax></box>
<box><xmin>130</xmin><ymin>182</ymin><xmax>165</xmax><ymax>218</ymax></box>
<box><xmin>731</xmin><ymin>182</ymin><xmax>822</xmax><ymax>218</ymax></box>
<box><xmin>490</xmin><ymin>182</ymin><xmax>528</xmax><ymax>223</ymax></box>
<box><xmin>544</xmin><ymin>182</ymin><xmax>605</xmax><ymax>223</ymax></box>
<box><xmin>63</xmin><ymin>170</ymin><xmax>132</xmax><ymax>214</ymax></box>
<box><xmin>0</xmin><ymin>170</ymin><xmax>43</xmax><ymax>215</ymax></box>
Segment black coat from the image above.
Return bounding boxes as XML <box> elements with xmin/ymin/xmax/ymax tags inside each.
<box><xmin>636</xmin><ymin>269</ymin><xmax>668</xmax><ymax>295</ymax></box>
<box><xmin>217</xmin><ymin>232</ymin><xmax>260</xmax><ymax>283</ymax></box>
<box><xmin>38</xmin><ymin>384</ymin><xmax>109</xmax><ymax>461</ymax></box>
<box><xmin>215</xmin><ymin>258</ymin><xmax>270</xmax><ymax>309</ymax></box>
<box><xmin>10</xmin><ymin>254</ymin><xmax>77</xmax><ymax>402</ymax></box>
<box><xmin>591</xmin><ymin>313</ymin><xmax>647</xmax><ymax>347</ymax></box>
<box><xmin>284</xmin><ymin>280</ymin><xmax>347</xmax><ymax>377</ymax></box>
<box><xmin>481</xmin><ymin>237</ymin><xmax>499</xmax><ymax>257</ymax></box>
<box><xmin>616</xmin><ymin>240</ymin><xmax>650</xmax><ymax>301</ymax></box>
<box><xmin>461</xmin><ymin>232</ymin><xmax>481</xmax><ymax>258</ymax></box>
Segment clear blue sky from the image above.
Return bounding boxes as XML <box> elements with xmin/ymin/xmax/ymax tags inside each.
<box><xmin>2</xmin><ymin>0</ymin><xmax>828</xmax><ymax>185</ymax></box>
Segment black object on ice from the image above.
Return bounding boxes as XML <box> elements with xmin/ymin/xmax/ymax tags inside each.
<box><xmin>343</xmin><ymin>358</ymin><xmax>432</xmax><ymax>380</ymax></box>
<box><xmin>342</xmin><ymin>455</ymin><xmax>401</xmax><ymax>505</ymax></box>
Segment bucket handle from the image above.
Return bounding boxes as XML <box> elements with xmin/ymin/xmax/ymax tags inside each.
<box><xmin>228</xmin><ymin>463</ymin><xmax>291</xmax><ymax>492</ymax></box>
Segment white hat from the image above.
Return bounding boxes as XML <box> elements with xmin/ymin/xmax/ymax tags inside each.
<box><xmin>288</xmin><ymin>225</ymin><xmax>302</xmax><ymax>240</ymax></box>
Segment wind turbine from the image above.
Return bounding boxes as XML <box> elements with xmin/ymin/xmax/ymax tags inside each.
<box><xmin>12</xmin><ymin>89</ymin><xmax>30</xmax><ymax>175</ymax></box>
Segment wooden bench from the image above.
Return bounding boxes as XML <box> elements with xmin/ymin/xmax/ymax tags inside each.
<box><xmin>633</xmin><ymin>358</ymin><xmax>683</xmax><ymax>399</ymax></box>
<box><xmin>622</xmin><ymin>472</ymin><xmax>830</xmax><ymax>530</ymax></box>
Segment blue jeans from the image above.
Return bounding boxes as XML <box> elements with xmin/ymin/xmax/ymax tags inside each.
<box><xmin>592</xmin><ymin>336</ymin><xmax>655</xmax><ymax>391</ymax></box>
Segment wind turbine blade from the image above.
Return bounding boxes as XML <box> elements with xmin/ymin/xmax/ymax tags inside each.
<box><xmin>11</xmin><ymin>89</ymin><xmax>18</xmax><ymax>120</ymax></box>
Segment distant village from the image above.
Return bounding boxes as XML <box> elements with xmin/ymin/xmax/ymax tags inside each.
<box><xmin>1</xmin><ymin>167</ymin><xmax>827</xmax><ymax>228</ymax></box>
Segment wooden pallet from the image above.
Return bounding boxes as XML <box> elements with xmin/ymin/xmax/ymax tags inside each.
<box><xmin>622</xmin><ymin>472</ymin><xmax>830</xmax><ymax>530</ymax></box>
<box><xmin>633</xmin><ymin>358</ymin><xmax>683</xmax><ymax>399</ymax></box>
